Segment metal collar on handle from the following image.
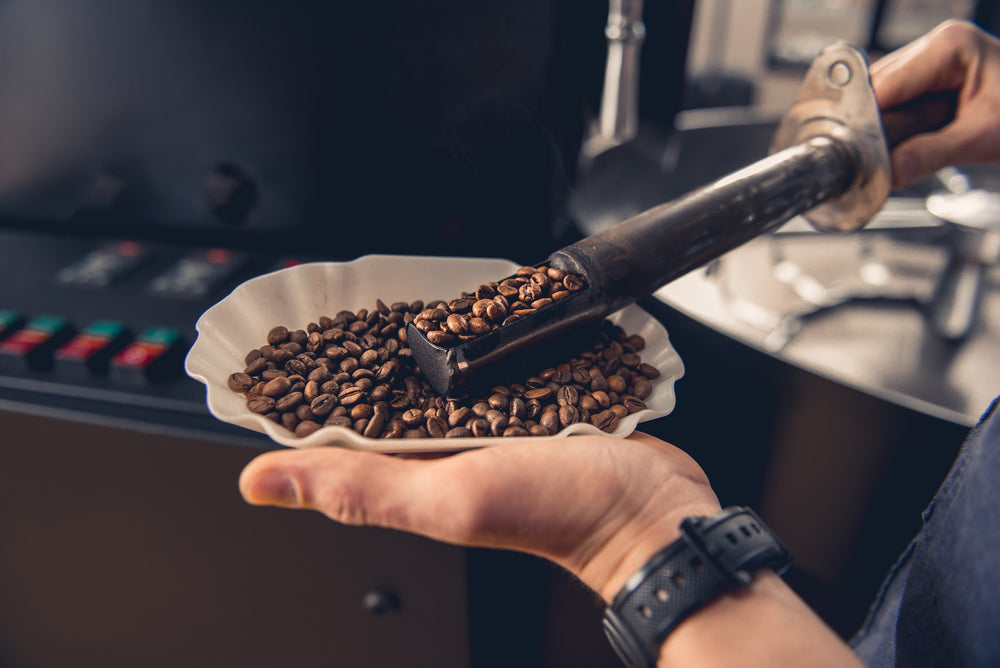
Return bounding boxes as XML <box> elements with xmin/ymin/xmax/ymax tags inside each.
<box><xmin>769</xmin><ymin>43</ymin><xmax>891</xmax><ymax>232</ymax></box>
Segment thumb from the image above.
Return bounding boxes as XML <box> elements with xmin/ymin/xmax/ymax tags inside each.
<box><xmin>239</xmin><ymin>447</ymin><xmax>432</xmax><ymax>530</ymax></box>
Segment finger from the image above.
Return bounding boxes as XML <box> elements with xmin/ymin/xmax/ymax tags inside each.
<box><xmin>870</xmin><ymin>21</ymin><xmax>972</xmax><ymax>109</ymax></box>
<box><xmin>239</xmin><ymin>440</ymin><xmax>613</xmax><ymax>557</ymax></box>
<box><xmin>891</xmin><ymin>112</ymin><xmax>1000</xmax><ymax>187</ymax></box>
<box><xmin>240</xmin><ymin>446</ymin><xmax>464</xmax><ymax>536</ymax></box>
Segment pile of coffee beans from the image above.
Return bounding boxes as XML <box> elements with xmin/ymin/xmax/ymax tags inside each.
<box><xmin>227</xmin><ymin>286</ymin><xmax>660</xmax><ymax>441</ymax></box>
<box><xmin>411</xmin><ymin>264</ymin><xmax>586</xmax><ymax>346</ymax></box>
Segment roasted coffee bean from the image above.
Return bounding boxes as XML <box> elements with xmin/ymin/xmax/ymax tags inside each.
<box><xmin>324</xmin><ymin>415</ymin><xmax>353</xmax><ymax>429</ymax></box>
<box><xmin>270</xmin><ymin>348</ymin><xmax>294</xmax><ymax>365</ymax></box>
<box><xmin>359</xmin><ymin>349</ymin><xmax>380</xmax><ymax>368</ymax></box>
<box><xmin>555</xmin><ymin>385</ymin><xmax>579</xmax><ymax>406</ymax></box>
<box><xmin>632</xmin><ymin>378</ymin><xmax>652</xmax><ymax>400</ymax></box>
<box><xmin>558</xmin><ymin>405</ymin><xmax>580</xmax><ymax>427</ymax></box>
<box><xmin>247</xmin><ymin>396</ymin><xmax>275</xmax><ymax>414</ymax></box>
<box><xmin>267</xmin><ymin>326</ymin><xmax>289</xmax><ymax>345</ymax></box>
<box><xmin>280</xmin><ymin>342</ymin><xmax>304</xmax><ymax>357</ymax></box>
<box><xmin>623</xmin><ymin>396</ymin><xmax>647</xmax><ymax>413</ymax></box>
<box><xmin>445</xmin><ymin>313</ymin><xmax>468</xmax><ymax>335</ymax></box>
<box><xmin>262</xmin><ymin>376</ymin><xmax>292</xmax><ymax>397</ymax></box>
<box><xmin>571</xmin><ymin>366</ymin><xmax>590</xmax><ymax>385</ymax></box>
<box><xmin>489</xmin><ymin>416</ymin><xmax>509</xmax><ymax>436</ymax></box>
<box><xmin>487</xmin><ymin>393</ymin><xmax>509</xmax><ymax>411</ymax></box>
<box><xmin>426</xmin><ymin>330</ymin><xmax>454</xmax><ymax>345</ymax></box>
<box><xmin>445</xmin><ymin>426</ymin><xmax>472</xmax><ymax>438</ymax></box>
<box><xmin>351</xmin><ymin>404</ymin><xmax>374</xmax><ymax>420</ymax></box>
<box><xmin>401</xmin><ymin>408</ymin><xmax>423</xmax><ymax>427</ymax></box>
<box><xmin>580</xmin><ymin>395</ymin><xmax>600</xmax><ymax>413</ymax></box>
<box><xmin>469</xmin><ymin>417</ymin><xmax>491</xmax><ymax>438</ymax></box>
<box><xmin>383</xmin><ymin>420</ymin><xmax>404</xmax><ymax>439</ymax></box>
<box><xmin>590</xmin><ymin>370</ymin><xmax>609</xmax><ymax>392</ymax></box>
<box><xmin>524</xmin><ymin>387</ymin><xmax>553</xmax><ymax>401</ymax></box>
<box><xmin>228</xmin><ymin>372</ymin><xmax>254</xmax><ymax>393</ymax></box>
<box><xmin>592</xmin><ymin>409</ymin><xmax>620</xmax><ymax>433</ymax></box>
<box><xmin>353</xmin><ymin>372</ymin><xmax>375</xmax><ymax>386</ymax></box>
<box><xmin>620</xmin><ymin>352</ymin><xmax>641</xmax><ymax>368</ymax></box>
<box><xmin>371</xmin><ymin>384</ymin><xmax>392</xmax><ymax>402</ymax></box>
<box><xmin>293</xmin><ymin>420</ymin><xmax>322</xmax><ymax>437</ymax></box>
<box><xmin>638</xmin><ymin>363</ymin><xmax>661</xmax><ymax>379</ymax></box>
<box><xmin>281</xmin><ymin>412</ymin><xmax>299</xmax><ymax>431</ymax></box>
<box><xmin>339</xmin><ymin>386</ymin><xmax>365</xmax><ymax>406</ymax></box>
<box><xmin>448</xmin><ymin>406</ymin><xmax>472</xmax><ymax>427</ymax></box>
<box><xmin>308</xmin><ymin>366</ymin><xmax>332</xmax><ymax>383</ymax></box>
<box><xmin>449</xmin><ymin>296</ymin><xmax>475</xmax><ymax>312</ymax></box>
<box><xmin>607</xmin><ymin>374</ymin><xmax>628</xmax><ymax>393</ymax></box>
<box><xmin>591</xmin><ymin>390</ymin><xmax>611</xmax><ymax>409</ymax></box>
<box><xmin>363</xmin><ymin>412</ymin><xmax>386</xmax><ymax>438</ymax></box>
<box><xmin>275</xmin><ymin>391</ymin><xmax>304</xmax><ymax>412</ymax></box>
<box><xmin>310</xmin><ymin>394</ymin><xmax>336</xmax><ymax>417</ymax></box>
<box><xmin>244</xmin><ymin>357</ymin><xmax>267</xmax><ymax>376</ymax></box>
<box><xmin>426</xmin><ymin>416</ymin><xmax>447</xmax><ymax>438</ymax></box>
<box><xmin>304</xmin><ymin>380</ymin><xmax>320</xmax><ymax>403</ymax></box>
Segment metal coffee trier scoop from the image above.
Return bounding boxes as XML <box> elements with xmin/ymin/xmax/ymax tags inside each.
<box><xmin>409</xmin><ymin>43</ymin><xmax>956</xmax><ymax>395</ymax></box>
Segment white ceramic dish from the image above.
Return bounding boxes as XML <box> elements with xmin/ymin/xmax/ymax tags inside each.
<box><xmin>185</xmin><ymin>255</ymin><xmax>685</xmax><ymax>452</ymax></box>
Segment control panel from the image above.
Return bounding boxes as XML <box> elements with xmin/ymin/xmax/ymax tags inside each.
<box><xmin>0</xmin><ymin>228</ymin><xmax>314</xmax><ymax>444</ymax></box>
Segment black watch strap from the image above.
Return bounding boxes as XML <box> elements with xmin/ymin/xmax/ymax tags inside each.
<box><xmin>602</xmin><ymin>506</ymin><xmax>791</xmax><ymax>668</ymax></box>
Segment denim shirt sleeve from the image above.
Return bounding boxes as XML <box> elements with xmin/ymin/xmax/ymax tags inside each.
<box><xmin>850</xmin><ymin>396</ymin><xmax>1000</xmax><ymax>668</ymax></box>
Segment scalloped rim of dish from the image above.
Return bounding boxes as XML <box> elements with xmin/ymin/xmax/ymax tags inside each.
<box><xmin>185</xmin><ymin>254</ymin><xmax>684</xmax><ymax>453</ymax></box>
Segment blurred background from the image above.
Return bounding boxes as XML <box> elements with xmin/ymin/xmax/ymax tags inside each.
<box><xmin>1</xmin><ymin>1</ymin><xmax>997</xmax><ymax>666</ymax></box>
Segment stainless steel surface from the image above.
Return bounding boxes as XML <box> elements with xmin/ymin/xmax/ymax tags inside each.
<box><xmin>769</xmin><ymin>43</ymin><xmax>891</xmax><ymax>232</ymax></box>
<box><xmin>656</xmin><ymin>228</ymin><xmax>1000</xmax><ymax>426</ymax></box>
<box><xmin>924</xmin><ymin>182</ymin><xmax>1000</xmax><ymax>340</ymax></box>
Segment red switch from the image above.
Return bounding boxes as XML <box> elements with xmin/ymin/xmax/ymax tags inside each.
<box><xmin>54</xmin><ymin>320</ymin><xmax>131</xmax><ymax>378</ymax></box>
<box><xmin>0</xmin><ymin>315</ymin><xmax>75</xmax><ymax>372</ymax></box>
<box><xmin>110</xmin><ymin>327</ymin><xmax>186</xmax><ymax>384</ymax></box>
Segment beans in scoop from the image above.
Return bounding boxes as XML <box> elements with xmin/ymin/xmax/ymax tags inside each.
<box><xmin>411</xmin><ymin>264</ymin><xmax>586</xmax><ymax>346</ymax></box>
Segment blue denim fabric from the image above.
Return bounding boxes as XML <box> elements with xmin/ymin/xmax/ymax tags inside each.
<box><xmin>851</xmin><ymin>396</ymin><xmax>1000</xmax><ymax>667</ymax></box>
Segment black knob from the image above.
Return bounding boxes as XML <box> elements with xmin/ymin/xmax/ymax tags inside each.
<box><xmin>362</xmin><ymin>588</ymin><xmax>401</xmax><ymax>616</ymax></box>
<box><xmin>203</xmin><ymin>161</ymin><xmax>258</xmax><ymax>226</ymax></box>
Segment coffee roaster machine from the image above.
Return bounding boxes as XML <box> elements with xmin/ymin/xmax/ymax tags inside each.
<box><xmin>0</xmin><ymin>2</ymin><xmax>994</xmax><ymax>666</ymax></box>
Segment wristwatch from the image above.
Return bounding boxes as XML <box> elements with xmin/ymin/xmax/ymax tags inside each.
<box><xmin>602</xmin><ymin>506</ymin><xmax>791</xmax><ymax>668</ymax></box>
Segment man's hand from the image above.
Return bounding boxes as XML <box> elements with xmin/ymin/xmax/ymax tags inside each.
<box><xmin>239</xmin><ymin>431</ymin><xmax>720</xmax><ymax>602</ymax></box>
<box><xmin>871</xmin><ymin>19</ymin><xmax>1000</xmax><ymax>188</ymax></box>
